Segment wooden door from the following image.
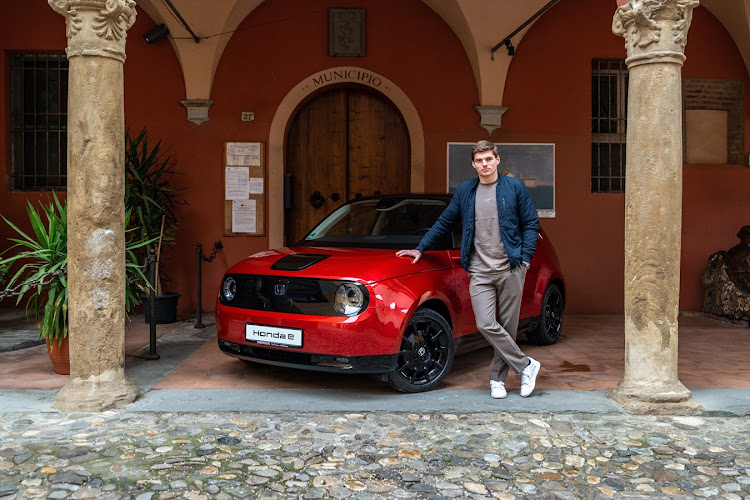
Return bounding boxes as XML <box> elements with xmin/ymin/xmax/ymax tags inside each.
<box><xmin>285</xmin><ymin>87</ymin><xmax>409</xmax><ymax>244</ymax></box>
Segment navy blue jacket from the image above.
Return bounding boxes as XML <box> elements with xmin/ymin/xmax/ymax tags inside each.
<box><xmin>416</xmin><ymin>176</ymin><xmax>540</xmax><ymax>271</ymax></box>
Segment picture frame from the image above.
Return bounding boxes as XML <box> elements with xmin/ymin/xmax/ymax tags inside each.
<box><xmin>447</xmin><ymin>142</ymin><xmax>556</xmax><ymax>218</ymax></box>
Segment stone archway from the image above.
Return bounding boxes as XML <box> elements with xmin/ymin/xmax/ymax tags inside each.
<box><xmin>267</xmin><ymin>67</ymin><xmax>425</xmax><ymax>248</ymax></box>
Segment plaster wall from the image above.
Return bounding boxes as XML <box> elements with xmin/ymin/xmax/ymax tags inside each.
<box><xmin>0</xmin><ymin>0</ymin><xmax>747</xmax><ymax>317</ymax></box>
<box><xmin>501</xmin><ymin>0</ymin><xmax>750</xmax><ymax>313</ymax></box>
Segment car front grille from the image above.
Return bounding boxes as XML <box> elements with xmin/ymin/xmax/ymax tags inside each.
<box><xmin>219</xmin><ymin>274</ymin><xmax>368</xmax><ymax>316</ymax></box>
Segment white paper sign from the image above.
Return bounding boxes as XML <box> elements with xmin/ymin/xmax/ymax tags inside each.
<box><xmin>227</xmin><ymin>142</ymin><xmax>261</xmax><ymax>166</ymax></box>
<box><xmin>249</xmin><ymin>177</ymin><xmax>264</xmax><ymax>194</ymax></box>
<box><xmin>225</xmin><ymin>167</ymin><xmax>249</xmax><ymax>200</ymax></box>
<box><xmin>232</xmin><ymin>200</ymin><xmax>257</xmax><ymax>233</ymax></box>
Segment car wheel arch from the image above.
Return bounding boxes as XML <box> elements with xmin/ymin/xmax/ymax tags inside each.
<box><xmin>549</xmin><ymin>277</ymin><xmax>565</xmax><ymax>303</ymax></box>
<box><xmin>415</xmin><ymin>298</ymin><xmax>453</xmax><ymax>336</ymax></box>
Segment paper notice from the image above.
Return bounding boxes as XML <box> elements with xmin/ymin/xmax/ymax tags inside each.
<box><xmin>227</xmin><ymin>142</ymin><xmax>261</xmax><ymax>166</ymax></box>
<box><xmin>225</xmin><ymin>167</ymin><xmax>249</xmax><ymax>200</ymax></box>
<box><xmin>249</xmin><ymin>177</ymin><xmax>264</xmax><ymax>194</ymax></box>
<box><xmin>232</xmin><ymin>200</ymin><xmax>256</xmax><ymax>233</ymax></box>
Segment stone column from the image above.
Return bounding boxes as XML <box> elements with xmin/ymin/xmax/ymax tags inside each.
<box><xmin>49</xmin><ymin>0</ymin><xmax>141</xmax><ymax>411</ymax></box>
<box><xmin>611</xmin><ymin>0</ymin><xmax>701</xmax><ymax>414</ymax></box>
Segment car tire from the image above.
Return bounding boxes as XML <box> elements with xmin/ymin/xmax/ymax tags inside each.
<box><xmin>526</xmin><ymin>283</ymin><xmax>564</xmax><ymax>346</ymax></box>
<box><xmin>387</xmin><ymin>307</ymin><xmax>455</xmax><ymax>393</ymax></box>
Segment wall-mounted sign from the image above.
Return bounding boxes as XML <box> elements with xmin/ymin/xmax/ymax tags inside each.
<box><xmin>223</xmin><ymin>142</ymin><xmax>266</xmax><ymax>236</ymax></box>
<box><xmin>329</xmin><ymin>8</ymin><xmax>365</xmax><ymax>57</ymax></box>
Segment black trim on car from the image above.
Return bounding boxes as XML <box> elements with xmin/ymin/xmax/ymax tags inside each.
<box><xmin>218</xmin><ymin>339</ymin><xmax>398</xmax><ymax>373</ymax></box>
<box><xmin>270</xmin><ymin>253</ymin><xmax>331</xmax><ymax>271</ymax></box>
<box><xmin>219</xmin><ymin>274</ymin><xmax>369</xmax><ymax>316</ymax></box>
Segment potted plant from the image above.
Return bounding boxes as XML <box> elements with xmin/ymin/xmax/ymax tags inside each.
<box><xmin>0</xmin><ymin>261</ymin><xmax>8</xmax><ymax>289</ymax></box>
<box><xmin>0</xmin><ymin>194</ymin><xmax>152</xmax><ymax>374</ymax></box>
<box><xmin>125</xmin><ymin>127</ymin><xmax>187</xmax><ymax>323</ymax></box>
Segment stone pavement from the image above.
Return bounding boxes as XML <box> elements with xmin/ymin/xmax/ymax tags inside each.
<box><xmin>2</xmin><ymin>314</ymin><xmax>750</xmax><ymax>498</ymax></box>
<box><xmin>2</xmin><ymin>411</ymin><xmax>750</xmax><ymax>499</ymax></box>
<box><xmin>0</xmin><ymin>309</ymin><xmax>43</xmax><ymax>353</ymax></box>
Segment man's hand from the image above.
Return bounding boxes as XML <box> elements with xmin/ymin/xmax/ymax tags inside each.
<box><xmin>521</xmin><ymin>260</ymin><xmax>530</xmax><ymax>273</ymax></box>
<box><xmin>396</xmin><ymin>249</ymin><xmax>422</xmax><ymax>264</ymax></box>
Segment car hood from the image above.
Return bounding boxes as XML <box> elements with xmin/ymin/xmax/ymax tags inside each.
<box><xmin>225</xmin><ymin>246</ymin><xmax>454</xmax><ymax>283</ymax></box>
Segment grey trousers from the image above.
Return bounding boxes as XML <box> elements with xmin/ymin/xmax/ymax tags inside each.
<box><xmin>469</xmin><ymin>267</ymin><xmax>529</xmax><ymax>381</ymax></box>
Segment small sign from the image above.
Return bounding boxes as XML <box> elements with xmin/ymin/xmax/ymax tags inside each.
<box><xmin>248</xmin><ymin>177</ymin><xmax>264</xmax><ymax>194</ymax></box>
<box><xmin>232</xmin><ymin>200</ymin><xmax>256</xmax><ymax>233</ymax></box>
<box><xmin>329</xmin><ymin>8</ymin><xmax>365</xmax><ymax>57</ymax></box>
<box><xmin>246</xmin><ymin>323</ymin><xmax>303</xmax><ymax>347</ymax></box>
<box><xmin>225</xmin><ymin>167</ymin><xmax>249</xmax><ymax>200</ymax></box>
<box><xmin>227</xmin><ymin>142</ymin><xmax>261</xmax><ymax>166</ymax></box>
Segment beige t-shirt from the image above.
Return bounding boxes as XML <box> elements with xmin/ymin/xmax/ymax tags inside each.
<box><xmin>469</xmin><ymin>181</ymin><xmax>510</xmax><ymax>273</ymax></box>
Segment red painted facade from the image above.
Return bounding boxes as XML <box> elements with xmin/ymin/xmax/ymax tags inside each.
<box><xmin>0</xmin><ymin>0</ymin><xmax>748</xmax><ymax>316</ymax></box>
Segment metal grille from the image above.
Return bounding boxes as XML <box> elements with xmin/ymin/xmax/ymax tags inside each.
<box><xmin>10</xmin><ymin>53</ymin><xmax>68</xmax><ymax>191</ymax></box>
<box><xmin>219</xmin><ymin>274</ymin><xmax>369</xmax><ymax>316</ymax></box>
<box><xmin>591</xmin><ymin>59</ymin><xmax>628</xmax><ymax>193</ymax></box>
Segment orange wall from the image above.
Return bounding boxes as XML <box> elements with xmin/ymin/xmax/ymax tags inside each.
<box><xmin>191</xmin><ymin>0</ymin><xmax>480</xmax><ymax>313</ymax></box>
<box><xmin>0</xmin><ymin>0</ymin><xmax>481</xmax><ymax>314</ymax></box>
<box><xmin>0</xmin><ymin>1</ymin><xmax>69</xmax><ymax>232</ymax></box>
<box><xmin>1</xmin><ymin>0</ymin><xmax>748</xmax><ymax>317</ymax></box>
<box><xmin>500</xmin><ymin>0</ymin><xmax>750</xmax><ymax>314</ymax></box>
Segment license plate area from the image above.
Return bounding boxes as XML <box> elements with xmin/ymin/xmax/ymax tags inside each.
<box><xmin>245</xmin><ymin>323</ymin><xmax>303</xmax><ymax>348</ymax></box>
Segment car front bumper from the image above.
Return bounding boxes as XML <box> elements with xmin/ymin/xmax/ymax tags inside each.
<box><xmin>217</xmin><ymin>338</ymin><xmax>398</xmax><ymax>373</ymax></box>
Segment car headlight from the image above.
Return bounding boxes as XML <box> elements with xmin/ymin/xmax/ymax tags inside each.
<box><xmin>222</xmin><ymin>276</ymin><xmax>237</xmax><ymax>302</ymax></box>
<box><xmin>334</xmin><ymin>283</ymin><xmax>366</xmax><ymax>316</ymax></box>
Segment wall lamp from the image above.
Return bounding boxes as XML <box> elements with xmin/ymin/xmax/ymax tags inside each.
<box><xmin>144</xmin><ymin>24</ymin><xmax>169</xmax><ymax>44</ymax></box>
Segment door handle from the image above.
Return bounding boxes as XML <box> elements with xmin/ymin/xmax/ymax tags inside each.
<box><xmin>309</xmin><ymin>190</ymin><xmax>325</xmax><ymax>209</ymax></box>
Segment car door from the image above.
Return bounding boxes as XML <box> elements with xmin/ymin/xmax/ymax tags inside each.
<box><xmin>449</xmin><ymin>223</ymin><xmax>478</xmax><ymax>336</ymax></box>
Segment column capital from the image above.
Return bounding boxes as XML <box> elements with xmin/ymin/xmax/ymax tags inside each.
<box><xmin>49</xmin><ymin>0</ymin><xmax>137</xmax><ymax>62</ymax></box>
<box><xmin>612</xmin><ymin>0</ymin><xmax>700</xmax><ymax>68</ymax></box>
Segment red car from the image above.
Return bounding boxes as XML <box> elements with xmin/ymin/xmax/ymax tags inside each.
<box><xmin>216</xmin><ymin>195</ymin><xmax>564</xmax><ymax>393</ymax></box>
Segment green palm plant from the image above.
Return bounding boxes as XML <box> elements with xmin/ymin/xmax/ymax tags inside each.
<box><xmin>125</xmin><ymin>127</ymin><xmax>187</xmax><ymax>295</ymax></box>
<box><xmin>0</xmin><ymin>260</ymin><xmax>8</xmax><ymax>288</ymax></box>
<box><xmin>0</xmin><ymin>194</ymin><xmax>153</xmax><ymax>346</ymax></box>
<box><xmin>1</xmin><ymin>194</ymin><xmax>68</xmax><ymax>346</ymax></box>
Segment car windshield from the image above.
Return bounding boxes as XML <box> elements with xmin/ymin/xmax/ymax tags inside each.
<box><xmin>298</xmin><ymin>197</ymin><xmax>453</xmax><ymax>249</ymax></box>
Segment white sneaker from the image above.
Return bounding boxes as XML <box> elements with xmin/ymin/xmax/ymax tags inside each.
<box><xmin>490</xmin><ymin>380</ymin><xmax>507</xmax><ymax>399</ymax></box>
<box><xmin>520</xmin><ymin>358</ymin><xmax>540</xmax><ymax>397</ymax></box>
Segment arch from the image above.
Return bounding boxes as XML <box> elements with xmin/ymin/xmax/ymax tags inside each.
<box><xmin>268</xmin><ymin>67</ymin><xmax>425</xmax><ymax>248</ymax></box>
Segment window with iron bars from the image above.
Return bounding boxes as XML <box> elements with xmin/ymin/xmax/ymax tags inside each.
<box><xmin>9</xmin><ymin>52</ymin><xmax>68</xmax><ymax>191</ymax></box>
<box><xmin>591</xmin><ymin>59</ymin><xmax>628</xmax><ymax>193</ymax></box>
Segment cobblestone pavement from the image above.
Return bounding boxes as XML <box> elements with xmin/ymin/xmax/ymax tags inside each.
<box><xmin>1</xmin><ymin>411</ymin><xmax>749</xmax><ymax>500</ymax></box>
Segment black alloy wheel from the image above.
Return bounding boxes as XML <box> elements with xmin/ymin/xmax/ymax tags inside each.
<box><xmin>526</xmin><ymin>283</ymin><xmax>564</xmax><ymax>345</ymax></box>
<box><xmin>387</xmin><ymin>307</ymin><xmax>455</xmax><ymax>393</ymax></box>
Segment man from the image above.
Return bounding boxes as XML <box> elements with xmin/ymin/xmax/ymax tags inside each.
<box><xmin>396</xmin><ymin>140</ymin><xmax>541</xmax><ymax>399</ymax></box>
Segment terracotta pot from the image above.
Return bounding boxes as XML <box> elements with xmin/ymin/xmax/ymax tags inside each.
<box><xmin>45</xmin><ymin>335</ymin><xmax>70</xmax><ymax>375</ymax></box>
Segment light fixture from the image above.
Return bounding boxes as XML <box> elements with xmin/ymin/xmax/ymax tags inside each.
<box><xmin>144</xmin><ymin>24</ymin><xmax>169</xmax><ymax>44</ymax></box>
<box><xmin>490</xmin><ymin>0</ymin><xmax>560</xmax><ymax>60</ymax></box>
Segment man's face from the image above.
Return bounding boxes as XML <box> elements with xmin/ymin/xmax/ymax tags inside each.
<box><xmin>472</xmin><ymin>150</ymin><xmax>500</xmax><ymax>182</ymax></box>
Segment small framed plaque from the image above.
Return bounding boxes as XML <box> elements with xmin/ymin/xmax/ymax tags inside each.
<box><xmin>329</xmin><ymin>8</ymin><xmax>365</xmax><ymax>57</ymax></box>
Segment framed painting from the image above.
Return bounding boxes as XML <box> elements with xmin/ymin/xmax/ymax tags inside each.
<box><xmin>447</xmin><ymin>143</ymin><xmax>556</xmax><ymax>218</ymax></box>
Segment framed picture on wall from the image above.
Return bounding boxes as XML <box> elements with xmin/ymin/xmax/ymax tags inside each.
<box><xmin>446</xmin><ymin>143</ymin><xmax>556</xmax><ymax>218</ymax></box>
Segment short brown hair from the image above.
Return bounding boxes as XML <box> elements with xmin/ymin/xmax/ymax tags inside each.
<box><xmin>471</xmin><ymin>140</ymin><xmax>499</xmax><ymax>161</ymax></box>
